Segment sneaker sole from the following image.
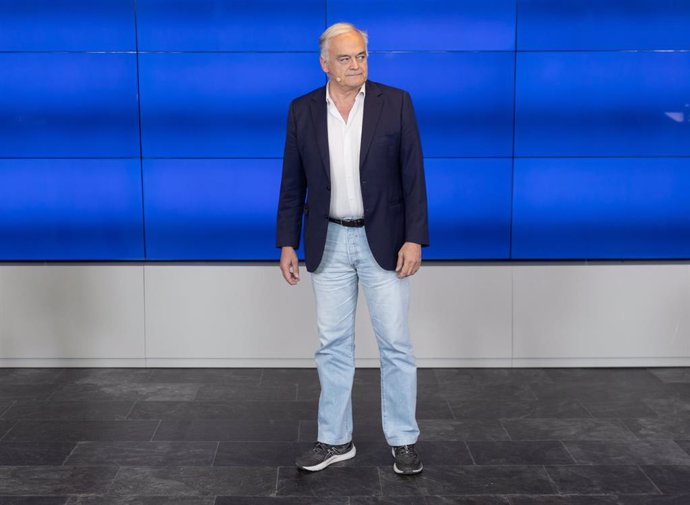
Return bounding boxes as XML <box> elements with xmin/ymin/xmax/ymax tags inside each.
<box><xmin>392</xmin><ymin>448</ymin><xmax>423</xmax><ymax>475</ymax></box>
<box><xmin>393</xmin><ymin>462</ymin><xmax>423</xmax><ymax>475</ymax></box>
<box><xmin>297</xmin><ymin>444</ymin><xmax>356</xmax><ymax>472</ymax></box>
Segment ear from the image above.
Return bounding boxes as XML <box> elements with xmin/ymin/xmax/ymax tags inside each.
<box><xmin>320</xmin><ymin>56</ymin><xmax>329</xmax><ymax>74</ymax></box>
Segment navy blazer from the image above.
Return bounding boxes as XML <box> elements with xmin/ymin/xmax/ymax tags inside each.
<box><xmin>276</xmin><ymin>80</ymin><xmax>429</xmax><ymax>272</ymax></box>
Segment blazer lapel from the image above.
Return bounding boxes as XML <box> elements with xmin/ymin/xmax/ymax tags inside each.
<box><xmin>310</xmin><ymin>87</ymin><xmax>330</xmax><ymax>181</ymax></box>
<box><xmin>359</xmin><ymin>80</ymin><xmax>384</xmax><ymax>169</ymax></box>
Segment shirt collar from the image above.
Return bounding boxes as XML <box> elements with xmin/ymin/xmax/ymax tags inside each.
<box><xmin>326</xmin><ymin>81</ymin><xmax>366</xmax><ymax>104</ymax></box>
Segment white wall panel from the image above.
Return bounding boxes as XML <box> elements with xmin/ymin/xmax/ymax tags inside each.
<box><xmin>0</xmin><ymin>265</ymin><xmax>145</xmax><ymax>362</ymax></box>
<box><xmin>1</xmin><ymin>263</ymin><xmax>688</xmax><ymax>367</ymax></box>
<box><xmin>513</xmin><ymin>263</ymin><xmax>690</xmax><ymax>360</ymax></box>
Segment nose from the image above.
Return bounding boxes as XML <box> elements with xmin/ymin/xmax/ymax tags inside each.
<box><xmin>350</xmin><ymin>58</ymin><xmax>360</xmax><ymax>70</ymax></box>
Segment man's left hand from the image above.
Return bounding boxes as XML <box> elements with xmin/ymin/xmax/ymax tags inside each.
<box><xmin>395</xmin><ymin>242</ymin><xmax>422</xmax><ymax>278</ymax></box>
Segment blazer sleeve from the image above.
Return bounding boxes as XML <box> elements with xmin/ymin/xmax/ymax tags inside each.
<box><xmin>275</xmin><ymin>100</ymin><xmax>307</xmax><ymax>249</ymax></box>
<box><xmin>400</xmin><ymin>91</ymin><xmax>430</xmax><ymax>247</ymax></box>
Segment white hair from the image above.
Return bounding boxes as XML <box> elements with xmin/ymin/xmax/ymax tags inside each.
<box><xmin>319</xmin><ymin>22</ymin><xmax>368</xmax><ymax>61</ymax></box>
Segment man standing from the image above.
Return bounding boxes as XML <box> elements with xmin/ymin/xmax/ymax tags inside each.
<box><xmin>276</xmin><ymin>22</ymin><xmax>428</xmax><ymax>475</ymax></box>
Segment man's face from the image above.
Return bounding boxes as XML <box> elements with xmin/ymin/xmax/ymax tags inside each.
<box><xmin>320</xmin><ymin>31</ymin><xmax>368</xmax><ymax>92</ymax></box>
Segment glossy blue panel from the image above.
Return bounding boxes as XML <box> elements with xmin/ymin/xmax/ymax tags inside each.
<box><xmin>0</xmin><ymin>0</ymin><xmax>134</xmax><ymax>51</ymax></box>
<box><xmin>369</xmin><ymin>53</ymin><xmax>515</xmax><ymax>157</ymax></box>
<box><xmin>0</xmin><ymin>54</ymin><xmax>140</xmax><ymax>158</ymax></box>
<box><xmin>137</xmin><ymin>0</ymin><xmax>324</xmax><ymax>51</ymax></box>
<box><xmin>512</xmin><ymin>158</ymin><xmax>690</xmax><ymax>259</ymax></box>
<box><xmin>329</xmin><ymin>0</ymin><xmax>515</xmax><ymax>50</ymax></box>
<box><xmin>519</xmin><ymin>0</ymin><xmax>690</xmax><ymax>50</ymax></box>
<box><xmin>0</xmin><ymin>160</ymin><xmax>144</xmax><ymax>260</ymax></box>
<box><xmin>425</xmin><ymin>159</ymin><xmax>512</xmax><ymax>260</ymax></box>
<box><xmin>515</xmin><ymin>52</ymin><xmax>690</xmax><ymax>157</ymax></box>
<box><xmin>139</xmin><ymin>54</ymin><xmax>324</xmax><ymax>158</ymax></box>
<box><xmin>144</xmin><ymin>159</ymin><xmax>287</xmax><ymax>260</ymax></box>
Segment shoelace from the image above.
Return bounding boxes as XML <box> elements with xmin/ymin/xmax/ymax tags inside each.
<box><xmin>396</xmin><ymin>445</ymin><xmax>415</xmax><ymax>457</ymax></box>
<box><xmin>313</xmin><ymin>442</ymin><xmax>336</xmax><ymax>455</ymax></box>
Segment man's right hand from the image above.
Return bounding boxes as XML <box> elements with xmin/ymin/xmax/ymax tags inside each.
<box><xmin>279</xmin><ymin>246</ymin><xmax>300</xmax><ymax>285</ymax></box>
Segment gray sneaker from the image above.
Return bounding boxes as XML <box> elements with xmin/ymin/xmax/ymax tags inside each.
<box><xmin>392</xmin><ymin>444</ymin><xmax>423</xmax><ymax>475</ymax></box>
<box><xmin>296</xmin><ymin>441</ymin><xmax>356</xmax><ymax>471</ymax></box>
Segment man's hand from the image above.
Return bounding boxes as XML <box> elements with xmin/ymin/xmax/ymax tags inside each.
<box><xmin>395</xmin><ymin>242</ymin><xmax>422</xmax><ymax>278</ymax></box>
<box><xmin>280</xmin><ymin>246</ymin><xmax>300</xmax><ymax>285</ymax></box>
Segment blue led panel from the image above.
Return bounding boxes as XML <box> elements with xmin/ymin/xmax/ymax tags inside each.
<box><xmin>137</xmin><ymin>0</ymin><xmax>324</xmax><ymax>51</ymax></box>
<box><xmin>329</xmin><ymin>0</ymin><xmax>515</xmax><ymax>50</ymax></box>
<box><xmin>512</xmin><ymin>158</ymin><xmax>690</xmax><ymax>260</ymax></box>
<box><xmin>144</xmin><ymin>159</ymin><xmax>287</xmax><ymax>260</ymax></box>
<box><xmin>0</xmin><ymin>54</ymin><xmax>140</xmax><ymax>158</ymax></box>
<box><xmin>139</xmin><ymin>54</ymin><xmax>324</xmax><ymax>158</ymax></box>
<box><xmin>0</xmin><ymin>160</ymin><xmax>144</xmax><ymax>260</ymax></box>
<box><xmin>0</xmin><ymin>0</ymin><xmax>135</xmax><ymax>51</ymax></box>
<box><xmin>369</xmin><ymin>53</ymin><xmax>514</xmax><ymax>158</ymax></box>
<box><xmin>515</xmin><ymin>52</ymin><xmax>690</xmax><ymax>157</ymax></box>
<box><xmin>425</xmin><ymin>159</ymin><xmax>512</xmax><ymax>260</ymax></box>
<box><xmin>519</xmin><ymin>0</ymin><xmax>690</xmax><ymax>50</ymax></box>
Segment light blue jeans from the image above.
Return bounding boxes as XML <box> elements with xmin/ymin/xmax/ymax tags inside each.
<box><xmin>311</xmin><ymin>221</ymin><xmax>419</xmax><ymax>447</ymax></box>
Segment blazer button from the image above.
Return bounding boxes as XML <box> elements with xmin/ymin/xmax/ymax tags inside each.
<box><xmin>326</xmin><ymin>186</ymin><xmax>331</xmax><ymax>191</ymax></box>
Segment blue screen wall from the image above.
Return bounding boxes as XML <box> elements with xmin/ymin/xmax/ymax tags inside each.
<box><xmin>1</xmin><ymin>0</ymin><xmax>689</xmax><ymax>261</ymax></box>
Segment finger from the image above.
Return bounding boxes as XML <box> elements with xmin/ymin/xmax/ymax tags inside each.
<box><xmin>290</xmin><ymin>259</ymin><xmax>300</xmax><ymax>281</ymax></box>
<box><xmin>395</xmin><ymin>251</ymin><xmax>404</xmax><ymax>272</ymax></box>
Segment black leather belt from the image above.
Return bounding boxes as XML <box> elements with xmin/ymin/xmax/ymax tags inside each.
<box><xmin>328</xmin><ymin>217</ymin><xmax>365</xmax><ymax>228</ymax></box>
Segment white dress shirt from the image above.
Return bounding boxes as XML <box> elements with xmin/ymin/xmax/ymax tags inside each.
<box><xmin>326</xmin><ymin>82</ymin><xmax>366</xmax><ymax>220</ymax></box>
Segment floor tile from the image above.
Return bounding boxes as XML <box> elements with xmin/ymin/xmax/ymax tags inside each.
<box><xmin>3</xmin><ymin>420</ymin><xmax>159</xmax><ymax>442</ymax></box>
<box><xmin>622</xmin><ymin>418</ymin><xmax>690</xmax><ymax>439</ymax></box>
<box><xmin>108</xmin><ymin>466</ymin><xmax>276</xmax><ymax>496</ymax></box>
<box><xmin>509</xmin><ymin>497</ymin><xmax>620</xmax><ymax>504</ymax></box>
<box><xmin>428</xmin><ymin>383</ymin><xmax>537</xmax><ymax>402</ymax></box>
<box><xmin>563</xmin><ymin>440</ymin><xmax>690</xmax><ymax>465</ymax></box>
<box><xmin>616</xmin><ymin>494</ymin><xmax>690</xmax><ymax>504</ymax></box>
<box><xmin>643</xmin><ymin>398</ymin><xmax>690</xmax><ymax>418</ymax></box>
<box><xmin>218</xmin><ymin>497</ymin><xmax>348</xmax><ymax>505</ymax></box>
<box><xmin>674</xmin><ymin>439</ymin><xmax>690</xmax><ymax>456</ymax></box>
<box><xmin>579</xmin><ymin>399</ymin><xmax>659</xmax><ymax>418</ymax></box>
<box><xmin>64</xmin><ymin>441</ymin><xmax>217</xmax><ymax>466</ymax></box>
<box><xmin>546</xmin><ymin>465</ymin><xmax>659</xmax><ymax>494</ymax></box>
<box><xmin>194</xmin><ymin>383</ymin><xmax>297</xmax><ymax>402</ymax></box>
<box><xmin>215</xmin><ymin>441</ymin><xmax>303</xmax><ymax>466</ymax></box>
<box><xmin>48</xmin><ymin>383</ymin><xmax>200</xmax><ymax>402</ymax></box>
<box><xmin>65</xmin><ymin>498</ymin><xmax>214</xmax><ymax>504</ymax></box>
<box><xmin>0</xmin><ymin>442</ymin><xmax>75</xmax><ymax>465</ymax></box>
<box><xmin>448</xmin><ymin>399</ymin><xmax>589</xmax><ymax>419</ymax></box>
<box><xmin>128</xmin><ymin>400</ymin><xmax>316</xmax><ymax>422</ymax></box>
<box><xmin>501</xmin><ymin>418</ymin><xmax>637</xmax><ymax>441</ymax></box>
<box><xmin>146</xmin><ymin>368</ymin><xmax>262</xmax><ymax>385</ymax></box>
<box><xmin>435</xmin><ymin>368</ymin><xmax>552</xmax><ymax>386</ymax></box>
<box><xmin>0</xmin><ymin>385</ymin><xmax>57</xmax><ymax>402</ymax></box>
<box><xmin>640</xmin><ymin>465</ymin><xmax>690</xmax><ymax>494</ymax></box>
<box><xmin>418</xmin><ymin>420</ymin><xmax>510</xmax><ymax>442</ymax></box>
<box><xmin>467</xmin><ymin>440</ymin><xmax>574</xmax><ymax>465</ymax></box>
<box><xmin>0</xmin><ymin>422</ymin><xmax>16</xmax><ymax>441</ymax></box>
<box><xmin>276</xmin><ymin>466</ymin><xmax>381</xmax><ymax>496</ymax></box>
<box><xmin>648</xmin><ymin>368</ymin><xmax>690</xmax><ymax>383</ymax></box>
<box><xmin>0</xmin><ymin>497</ymin><xmax>68</xmax><ymax>504</ymax></box>
<box><xmin>56</xmin><ymin>368</ymin><xmax>152</xmax><ymax>385</ymax></box>
<box><xmin>1</xmin><ymin>401</ymin><xmax>134</xmax><ymax>421</ymax></box>
<box><xmin>0</xmin><ymin>466</ymin><xmax>117</xmax><ymax>495</ymax></box>
<box><xmin>378</xmin><ymin>465</ymin><xmax>555</xmax><ymax>495</ymax></box>
<box><xmin>154</xmin><ymin>419</ymin><xmax>297</xmax><ymax>442</ymax></box>
<box><xmin>425</xmin><ymin>497</ymin><xmax>512</xmax><ymax>505</ymax></box>
<box><xmin>0</xmin><ymin>369</ymin><xmax>65</xmax><ymax>384</ymax></box>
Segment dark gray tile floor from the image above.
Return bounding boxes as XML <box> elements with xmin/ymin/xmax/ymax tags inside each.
<box><xmin>0</xmin><ymin>367</ymin><xmax>689</xmax><ymax>504</ymax></box>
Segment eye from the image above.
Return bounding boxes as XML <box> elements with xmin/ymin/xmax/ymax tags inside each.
<box><xmin>356</xmin><ymin>54</ymin><xmax>367</xmax><ymax>62</ymax></box>
<box><xmin>337</xmin><ymin>56</ymin><xmax>351</xmax><ymax>64</ymax></box>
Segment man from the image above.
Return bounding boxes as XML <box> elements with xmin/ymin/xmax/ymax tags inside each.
<box><xmin>276</xmin><ymin>22</ymin><xmax>428</xmax><ymax>475</ymax></box>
